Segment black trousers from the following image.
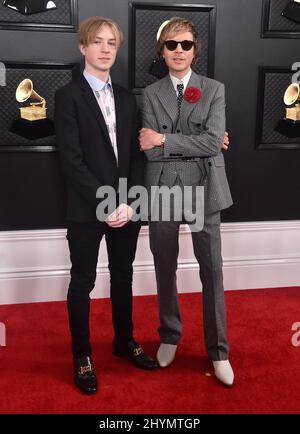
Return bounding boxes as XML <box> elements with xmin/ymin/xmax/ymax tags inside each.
<box><xmin>66</xmin><ymin>220</ymin><xmax>141</xmax><ymax>358</ymax></box>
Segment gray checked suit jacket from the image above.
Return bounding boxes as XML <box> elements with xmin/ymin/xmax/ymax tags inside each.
<box><xmin>141</xmin><ymin>71</ymin><xmax>233</xmax><ymax>214</ymax></box>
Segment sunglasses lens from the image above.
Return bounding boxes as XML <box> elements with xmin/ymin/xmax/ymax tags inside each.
<box><xmin>164</xmin><ymin>40</ymin><xmax>194</xmax><ymax>51</ymax></box>
<box><xmin>181</xmin><ymin>41</ymin><xmax>194</xmax><ymax>50</ymax></box>
<box><xmin>165</xmin><ymin>40</ymin><xmax>177</xmax><ymax>51</ymax></box>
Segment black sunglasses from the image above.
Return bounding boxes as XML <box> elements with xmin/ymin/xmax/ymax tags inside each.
<box><xmin>164</xmin><ymin>40</ymin><xmax>195</xmax><ymax>51</ymax></box>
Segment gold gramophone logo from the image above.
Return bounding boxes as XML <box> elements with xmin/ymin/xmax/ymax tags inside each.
<box><xmin>283</xmin><ymin>82</ymin><xmax>300</xmax><ymax>122</ymax></box>
<box><xmin>10</xmin><ymin>77</ymin><xmax>54</xmax><ymax>140</ymax></box>
<box><xmin>276</xmin><ymin>80</ymin><xmax>300</xmax><ymax>138</ymax></box>
<box><xmin>16</xmin><ymin>78</ymin><xmax>47</xmax><ymax>121</ymax></box>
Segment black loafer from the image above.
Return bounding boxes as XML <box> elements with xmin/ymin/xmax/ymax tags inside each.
<box><xmin>113</xmin><ymin>338</ymin><xmax>159</xmax><ymax>370</ymax></box>
<box><xmin>73</xmin><ymin>356</ymin><xmax>98</xmax><ymax>394</ymax></box>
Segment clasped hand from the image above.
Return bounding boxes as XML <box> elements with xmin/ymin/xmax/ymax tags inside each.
<box><xmin>105</xmin><ymin>203</ymin><xmax>133</xmax><ymax>228</ymax></box>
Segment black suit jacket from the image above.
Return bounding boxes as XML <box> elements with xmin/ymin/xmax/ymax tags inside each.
<box><xmin>54</xmin><ymin>74</ymin><xmax>145</xmax><ymax>222</ymax></box>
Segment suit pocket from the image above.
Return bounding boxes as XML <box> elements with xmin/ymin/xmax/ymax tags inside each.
<box><xmin>212</xmin><ymin>154</ymin><xmax>225</xmax><ymax>167</ymax></box>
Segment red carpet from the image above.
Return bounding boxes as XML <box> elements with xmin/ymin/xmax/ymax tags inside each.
<box><xmin>0</xmin><ymin>287</ymin><xmax>299</xmax><ymax>414</ymax></box>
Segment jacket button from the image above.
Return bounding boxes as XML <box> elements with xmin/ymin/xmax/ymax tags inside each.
<box><xmin>162</xmin><ymin>125</ymin><xmax>167</xmax><ymax>129</ymax></box>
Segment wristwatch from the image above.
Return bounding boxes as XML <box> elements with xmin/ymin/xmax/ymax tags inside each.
<box><xmin>160</xmin><ymin>134</ymin><xmax>166</xmax><ymax>147</ymax></box>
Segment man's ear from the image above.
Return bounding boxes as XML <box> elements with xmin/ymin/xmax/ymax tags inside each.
<box><xmin>79</xmin><ymin>44</ymin><xmax>86</xmax><ymax>56</ymax></box>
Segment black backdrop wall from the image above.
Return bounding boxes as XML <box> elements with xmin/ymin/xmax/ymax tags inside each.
<box><xmin>0</xmin><ymin>0</ymin><xmax>299</xmax><ymax>230</ymax></box>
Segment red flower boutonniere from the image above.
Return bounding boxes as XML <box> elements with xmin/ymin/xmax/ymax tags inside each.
<box><xmin>184</xmin><ymin>87</ymin><xmax>202</xmax><ymax>103</ymax></box>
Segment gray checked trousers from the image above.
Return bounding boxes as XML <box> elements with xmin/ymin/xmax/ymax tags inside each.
<box><xmin>149</xmin><ymin>211</ymin><xmax>229</xmax><ymax>361</ymax></box>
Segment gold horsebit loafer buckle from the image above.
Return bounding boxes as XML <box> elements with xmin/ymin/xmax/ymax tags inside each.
<box><xmin>133</xmin><ymin>346</ymin><xmax>143</xmax><ymax>357</ymax></box>
<box><xmin>78</xmin><ymin>364</ymin><xmax>93</xmax><ymax>375</ymax></box>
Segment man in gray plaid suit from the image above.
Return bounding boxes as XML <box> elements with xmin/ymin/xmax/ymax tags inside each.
<box><xmin>139</xmin><ymin>17</ymin><xmax>234</xmax><ymax>386</ymax></box>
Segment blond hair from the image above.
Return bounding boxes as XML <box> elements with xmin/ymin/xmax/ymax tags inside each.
<box><xmin>78</xmin><ymin>16</ymin><xmax>124</xmax><ymax>48</ymax></box>
<box><xmin>157</xmin><ymin>17</ymin><xmax>200</xmax><ymax>60</ymax></box>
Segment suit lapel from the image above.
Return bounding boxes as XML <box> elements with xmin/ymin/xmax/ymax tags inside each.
<box><xmin>180</xmin><ymin>71</ymin><xmax>204</xmax><ymax>125</ymax></box>
<box><xmin>113</xmin><ymin>85</ymin><xmax>126</xmax><ymax>169</ymax></box>
<box><xmin>156</xmin><ymin>75</ymin><xmax>178</xmax><ymax>127</ymax></box>
<box><xmin>79</xmin><ymin>75</ymin><xmax>114</xmax><ymax>152</ymax></box>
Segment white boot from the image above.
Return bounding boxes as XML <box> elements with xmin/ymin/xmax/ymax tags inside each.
<box><xmin>156</xmin><ymin>344</ymin><xmax>177</xmax><ymax>367</ymax></box>
<box><xmin>212</xmin><ymin>360</ymin><xmax>234</xmax><ymax>386</ymax></box>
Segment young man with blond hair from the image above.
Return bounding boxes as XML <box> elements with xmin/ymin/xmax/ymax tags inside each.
<box><xmin>140</xmin><ymin>17</ymin><xmax>234</xmax><ymax>386</ymax></box>
<box><xmin>55</xmin><ymin>16</ymin><xmax>158</xmax><ymax>395</ymax></box>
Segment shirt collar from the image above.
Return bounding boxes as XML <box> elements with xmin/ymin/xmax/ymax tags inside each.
<box><xmin>83</xmin><ymin>69</ymin><xmax>112</xmax><ymax>92</ymax></box>
<box><xmin>169</xmin><ymin>69</ymin><xmax>192</xmax><ymax>93</ymax></box>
